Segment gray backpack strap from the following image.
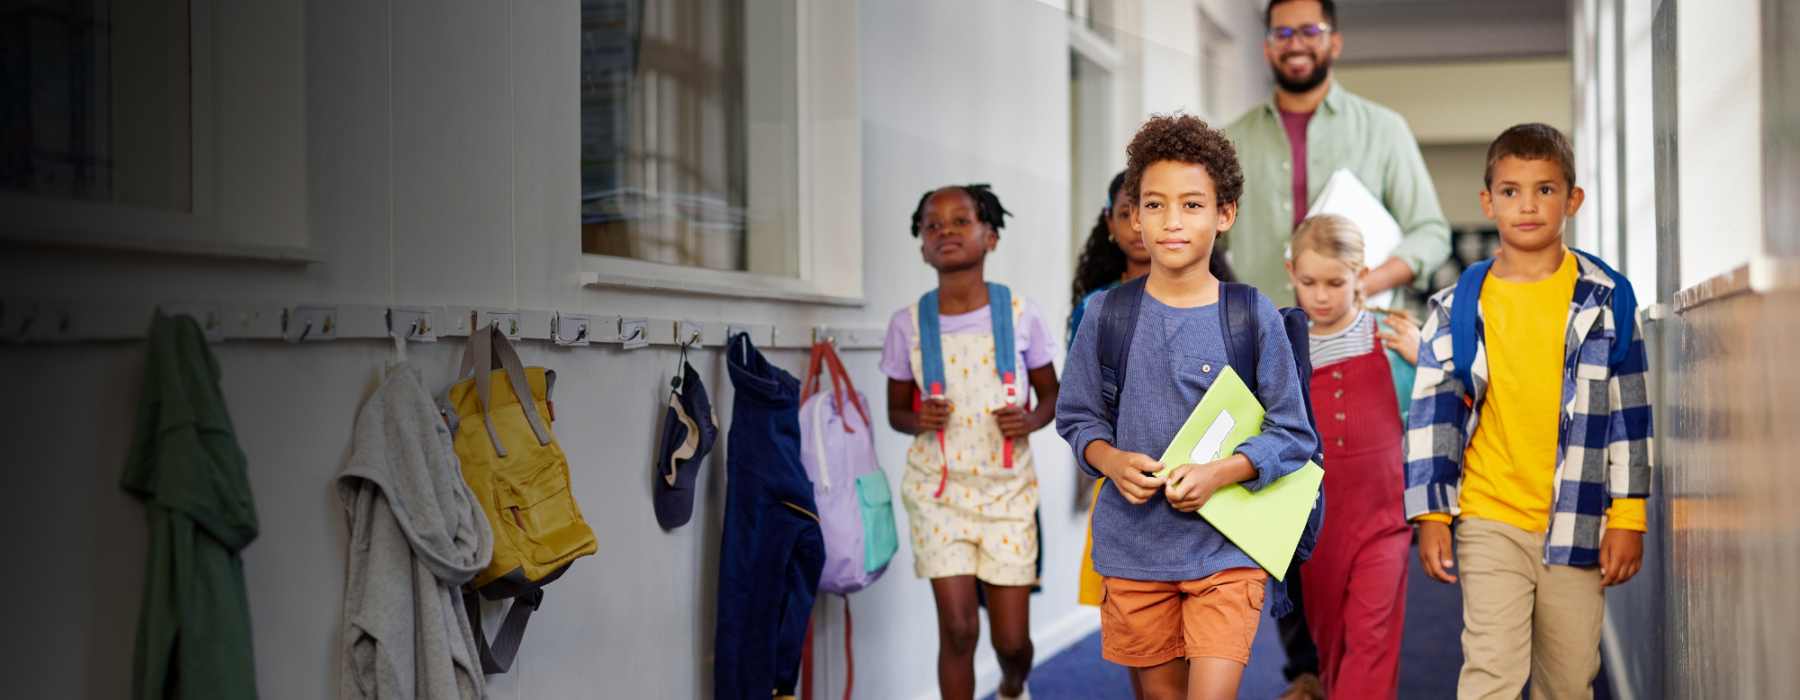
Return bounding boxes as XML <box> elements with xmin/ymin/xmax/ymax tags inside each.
<box><xmin>465</xmin><ymin>323</ymin><xmax>553</xmax><ymax>456</ymax></box>
<box><xmin>463</xmin><ymin>586</ymin><xmax>542</xmax><ymax>674</ymax></box>
<box><xmin>486</xmin><ymin>324</ymin><xmax>552</xmax><ymax>446</ymax></box>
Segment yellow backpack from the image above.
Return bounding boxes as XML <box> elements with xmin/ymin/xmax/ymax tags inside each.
<box><xmin>439</xmin><ymin>322</ymin><xmax>597</xmax><ymax>673</ymax></box>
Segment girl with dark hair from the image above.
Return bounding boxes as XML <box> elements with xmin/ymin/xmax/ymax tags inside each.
<box><xmin>882</xmin><ymin>185</ymin><xmax>1060</xmax><ymax>700</ymax></box>
<box><xmin>1068</xmin><ymin>172</ymin><xmax>1236</xmax><ymax>346</ymax></box>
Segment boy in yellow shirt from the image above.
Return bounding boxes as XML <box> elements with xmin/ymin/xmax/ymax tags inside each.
<box><xmin>1404</xmin><ymin>124</ymin><xmax>1652</xmax><ymax>700</ymax></box>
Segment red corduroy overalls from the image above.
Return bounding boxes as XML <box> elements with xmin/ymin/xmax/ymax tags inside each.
<box><xmin>1303</xmin><ymin>334</ymin><xmax>1413</xmax><ymax>700</ymax></box>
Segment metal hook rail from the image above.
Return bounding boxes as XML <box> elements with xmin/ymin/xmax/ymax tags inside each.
<box><xmin>0</xmin><ymin>299</ymin><xmax>886</xmax><ymax>351</ymax></box>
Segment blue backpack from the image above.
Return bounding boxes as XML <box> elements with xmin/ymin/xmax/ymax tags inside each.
<box><xmin>1448</xmin><ymin>249</ymin><xmax>1637</xmax><ymax>394</ymax></box>
<box><xmin>1094</xmin><ymin>277</ymin><xmax>1325</xmax><ymax>617</ymax></box>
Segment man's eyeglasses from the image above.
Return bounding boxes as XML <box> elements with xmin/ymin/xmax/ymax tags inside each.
<box><xmin>1267</xmin><ymin>23</ymin><xmax>1332</xmax><ymax>44</ymax></box>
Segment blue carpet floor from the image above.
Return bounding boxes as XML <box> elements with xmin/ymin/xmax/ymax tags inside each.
<box><xmin>993</xmin><ymin>545</ymin><xmax>1614</xmax><ymax>700</ymax></box>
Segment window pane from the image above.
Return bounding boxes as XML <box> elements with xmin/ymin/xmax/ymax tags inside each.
<box><xmin>0</xmin><ymin>0</ymin><xmax>191</xmax><ymax>211</ymax></box>
<box><xmin>580</xmin><ymin>0</ymin><xmax>795</xmax><ymax>274</ymax></box>
<box><xmin>1070</xmin><ymin>52</ymin><xmax>1112</xmax><ymax>264</ymax></box>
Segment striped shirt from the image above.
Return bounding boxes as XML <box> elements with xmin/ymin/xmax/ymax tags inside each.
<box><xmin>1308</xmin><ymin>310</ymin><xmax>1375</xmax><ymax>368</ymax></box>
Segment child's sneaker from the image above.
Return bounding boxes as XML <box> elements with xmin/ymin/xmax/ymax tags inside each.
<box><xmin>1274</xmin><ymin>673</ymin><xmax>1324</xmax><ymax>700</ymax></box>
<box><xmin>996</xmin><ymin>681</ymin><xmax>1030</xmax><ymax>700</ymax></box>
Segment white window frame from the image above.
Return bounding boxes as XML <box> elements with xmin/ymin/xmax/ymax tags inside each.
<box><xmin>0</xmin><ymin>0</ymin><xmax>319</xmax><ymax>263</ymax></box>
<box><xmin>578</xmin><ymin>0</ymin><xmax>863</xmax><ymax>305</ymax></box>
<box><xmin>1068</xmin><ymin>9</ymin><xmax>1126</xmax><ymax>259</ymax></box>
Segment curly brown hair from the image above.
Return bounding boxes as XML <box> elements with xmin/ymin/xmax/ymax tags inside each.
<box><xmin>1122</xmin><ymin>113</ymin><xmax>1244</xmax><ymax>207</ymax></box>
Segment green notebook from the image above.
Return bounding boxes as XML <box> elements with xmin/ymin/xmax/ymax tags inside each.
<box><xmin>1153</xmin><ymin>365</ymin><xmax>1323</xmax><ymax>580</ymax></box>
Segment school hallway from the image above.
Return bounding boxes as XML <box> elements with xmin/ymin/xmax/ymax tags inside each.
<box><xmin>3</xmin><ymin>0</ymin><xmax>1796</xmax><ymax>699</ymax></box>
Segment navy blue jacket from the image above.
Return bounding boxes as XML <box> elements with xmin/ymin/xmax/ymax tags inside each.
<box><xmin>715</xmin><ymin>334</ymin><xmax>825</xmax><ymax>698</ymax></box>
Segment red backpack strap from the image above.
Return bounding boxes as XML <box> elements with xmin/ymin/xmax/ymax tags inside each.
<box><xmin>802</xmin><ymin>342</ymin><xmax>828</xmax><ymax>399</ymax></box>
<box><xmin>800</xmin><ymin>616</ymin><xmax>814</xmax><ymax>700</ymax></box>
<box><xmin>819</xmin><ymin>342</ymin><xmax>871</xmax><ymax>431</ymax></box>
<box><xmin>842</xmin><ymin>596</ymin><xmax>854</xmax><ymax>700</ymax></box>
<box><xmin>798</xmin><ymin>597</ymin><xmax>854</xmax><ymax>700</ymax></box>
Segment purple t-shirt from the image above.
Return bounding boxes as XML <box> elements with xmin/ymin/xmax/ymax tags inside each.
<box><xmin>880</xmin><ymin>298</ymin><xmax>1056</xmax><ymax>383</ymax></box>
<box><xmin>1279</xmin><ymin>107</ymin><xmax>1314</xmax><ymax>230</ymax></box>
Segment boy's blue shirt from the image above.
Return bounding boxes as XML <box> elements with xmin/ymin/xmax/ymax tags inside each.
<box><xmin>1403</xmin><ymin>251</ymin><xmax>1655</xmax><ymax>567</ymax></box>
<box><xmin>1057</xmin><ymin>286</ymin><xmax>1318</xmax><ymax>582</ymax></box>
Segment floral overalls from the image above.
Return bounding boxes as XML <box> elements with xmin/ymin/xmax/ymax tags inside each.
<box><xmin>901</xmin><ymin>301</ymin><xmax>1039</xmax><ymax>585</ymax></box>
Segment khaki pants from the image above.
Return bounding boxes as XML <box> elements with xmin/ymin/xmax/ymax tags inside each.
<box><xmin>1455</xmin><ymin>518</ymin><xmax>1604</xmax><ymax>700</ymax></box>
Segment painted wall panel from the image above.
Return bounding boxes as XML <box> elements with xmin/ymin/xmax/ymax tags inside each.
<box><xmin>390</xmin><ymin>0</ymin><xmax>518</xmax><ymax>310</ymax></box>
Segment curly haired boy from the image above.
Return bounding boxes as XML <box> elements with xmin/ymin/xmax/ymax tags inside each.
<box><xmin>1056</xmin><ymin>114</ymin><xmax>1318</xmax><ymax>700</ymax></box>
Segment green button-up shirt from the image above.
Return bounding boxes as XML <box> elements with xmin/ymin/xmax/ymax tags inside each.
<box><xmin>1221</xmin><ymin>82</ymin><xmax>1451</xmax><ymax>302</ymax></box>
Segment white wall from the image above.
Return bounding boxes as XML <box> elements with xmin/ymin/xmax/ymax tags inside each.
<box><xmin>1334</xmin><ymin>60</ymin><xmax>1572</xmax><ymax>145</ymax></box>
<box><xmin>1138</xmin><ymin>0</ymin><xmax>1271</xmax><ymax>125</ymax></box>
<box><xmin>0</xmin><ymin>1</ymin><xmax>1104</xmax><ymax>699</ymax></box>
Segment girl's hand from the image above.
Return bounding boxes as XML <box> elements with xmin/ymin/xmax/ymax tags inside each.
<box><xmin>1378</xmin><ymin>312</ymin><xmax>1423</xmax><ymax>365</ymax></box>
<box><xmin>918</xmin><ymin>398</ymin><xmax>953</xmax><ymax>433</ymax></box>
<box><xmin>994</xmin><ymin>405</ymin><xmax>1031</xmax><ymax>439</ymax></box>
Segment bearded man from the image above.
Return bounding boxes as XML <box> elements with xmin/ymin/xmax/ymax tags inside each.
<box><xmin>1222</xmin><ymin>0</ymin><xmax>1451</xmax><ymax>307</ymax></box>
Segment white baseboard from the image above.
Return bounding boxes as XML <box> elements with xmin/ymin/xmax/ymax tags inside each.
<box><xmin>908</xmin><ymin>606</ymin><xmax>1103</xmax><ymax>700</ymax></box>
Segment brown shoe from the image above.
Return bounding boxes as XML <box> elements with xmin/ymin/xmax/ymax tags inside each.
<box><xmin>1275</xmin><ymin>673</ymin><xmax>1325</xmax><ymax>700</ymax></box>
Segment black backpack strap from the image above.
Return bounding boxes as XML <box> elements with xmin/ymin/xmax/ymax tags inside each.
<box><xmin>1217</xmin><ymin>283</ymin><xmax>1261</xmax><ymax>393</ymax></box>
<box><xmin>462</xmin><ymin>586</ymin><xmax>543</xmax><ymax>674</ymax></box>
<box><xmin>1097</xmin><ymin>276</ymin><xmax>1148</xmax><ymax>424</ymax></box>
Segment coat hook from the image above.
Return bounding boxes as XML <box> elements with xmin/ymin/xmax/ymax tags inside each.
<box><xmin>284</xmin><ymin>311</ymin><xmax>313</xmax><ymax>343</ymax></box>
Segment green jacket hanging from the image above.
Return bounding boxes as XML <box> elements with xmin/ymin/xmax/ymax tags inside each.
<box><xmin>123</xmin><ymin>313</ymin><xmax>260</xmax><ymax>700</ymax></box>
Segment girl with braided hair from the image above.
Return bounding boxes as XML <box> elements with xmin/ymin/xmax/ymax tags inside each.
<box><xmin>1069</xmin><ymin>172</ymin><xmax>1238</xmax><ymax>348</ymax></box>
<box><xmin>882</xmin><ymin>184</ymin><xmax>1060</xmax><ymax>700</ymax></box>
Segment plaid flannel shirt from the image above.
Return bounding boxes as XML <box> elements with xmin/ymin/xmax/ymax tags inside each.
<box><xmin>1403</xmin><ymin>253</ymin><xmax>1654</xmax><ymax>566</ymax></box>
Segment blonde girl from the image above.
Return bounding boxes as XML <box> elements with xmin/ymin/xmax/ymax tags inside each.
<box><xmin>1283</xmin><ymin>213</ymin><xmax>1421</xmax><ymax>700</ymax></box>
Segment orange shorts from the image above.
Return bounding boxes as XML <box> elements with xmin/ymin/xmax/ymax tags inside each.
<box><xmin>1098</xmin><ymin>567</ymin><xmax>1267</xmax><ymax>666</ymax></box>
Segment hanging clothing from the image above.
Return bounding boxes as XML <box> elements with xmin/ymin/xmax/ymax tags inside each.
<box><xmin>338</xmin><ymin>362</ymin><xmax>494</xmax><ymax>700</ymax></box>
<box><xmin>892</xmin><ymin>299</ymin><xmax>1043</xmax><ymax>586</ymax></box>
<box><xmin>122</xmin><ymin>313</ymin><xmax>260</xmax><ymax>700</ymax></box>
<box><xmin>715</xmin><ymin>333</ymin><xmax>825</xmax><ymax>700</ymax></box>
<box><xmin>1303</xmin><ymin>333</ymin><xmax>1412</xmax><ymax>700</ymax></box>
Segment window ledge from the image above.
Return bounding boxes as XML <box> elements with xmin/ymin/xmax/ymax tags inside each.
<box><xmin>1673</xmin><ymin>255</ymin><xmax>1800</xmax><ymax>314</ymax></box>
<box><xmin>0</xmin><ymin>227</ymin><xmax>326</xmax><ymax>264</ymax></box>
<box><xmin>579</xmin><ymin>255</ymin><xmax>864</xmax><ymax>307</ymax></box>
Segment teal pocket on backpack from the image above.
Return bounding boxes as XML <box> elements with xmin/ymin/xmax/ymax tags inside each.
<box><xmin>856</xmin><ymin>472</ymin><xmax>899</xmax><ymax>573</ymax></box>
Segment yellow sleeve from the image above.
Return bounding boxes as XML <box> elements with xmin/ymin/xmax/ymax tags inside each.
<box><xmin>1412</xmin><ymin>512</ymin><xmax>1454</xmax><ymax>525</ymax></box>
<box><xmin>1604</xmin><ymin>498</ymin><xmax>1647</xmax><ymax>532</ymax></box>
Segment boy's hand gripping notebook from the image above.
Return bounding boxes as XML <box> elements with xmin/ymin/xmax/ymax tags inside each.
<box><xmin>1153</xmin><ymin>366</ymin><xmax>1322</xmax><ymax>580</ymax></box>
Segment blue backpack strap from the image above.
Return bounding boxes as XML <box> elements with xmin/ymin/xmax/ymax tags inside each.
<box><xmin>1450</xmin><ymin>259</ymin><xmax>1494</xmax><ymax>395</ymax></box>
<box><xmin>918</xmin><ymin>290</ymin><xmax>946</xmax><ymax>395</ymax></box>
<box><xmin>1096</xmin><ymin>276</ymin><xmax>1147</xmax><ymax>423</ymax></box>
<box><xmin>1569</xmin><ymin>249</ymin><xmax>1638</xmax><ymax>368</ymax></box>
<box><xmin>1217</xmin><ymin>283</ymin><xmax>1261</xmax><ymax>394</ymax></box>
<box><xmin>987</xmin><ymin>282</ymin><xmax>1016</xmax><ymax>380</ymax></box>
<box><xmin>1210</xmin><ymin>283</ymin><xmax>1328</xmax><ymax>616</ymax></box>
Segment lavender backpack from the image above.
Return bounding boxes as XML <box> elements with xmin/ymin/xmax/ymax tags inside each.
<box><xmin>799</xmin><ymin>342</ymin><xmax>898</xmax><ymax>594</ymax></box>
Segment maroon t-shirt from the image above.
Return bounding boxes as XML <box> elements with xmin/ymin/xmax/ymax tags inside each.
<box><xmin>1279</xmin><ymin>107</ymin><xmax>1314</xmax><ymax>230</ymax></box>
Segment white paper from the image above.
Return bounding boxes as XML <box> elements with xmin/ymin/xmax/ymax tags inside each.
<box><xmin>1304</xmin><ymin>168</ymin><xmax>1403</xmax><ymax>309</ymax></box>
<box><xmin>1190</xmin><ymin>410</ymin><xmax>1237</xmax><ymax>465</ymax></box>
